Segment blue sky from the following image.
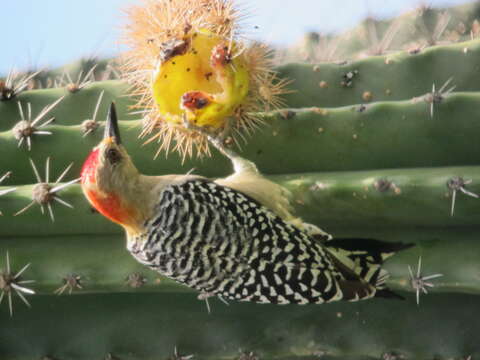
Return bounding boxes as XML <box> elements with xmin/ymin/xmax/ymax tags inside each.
<box><xmin>1</xmin><ymin>0</ymin><xmax>472</xmax><ymax>74</ymax></box>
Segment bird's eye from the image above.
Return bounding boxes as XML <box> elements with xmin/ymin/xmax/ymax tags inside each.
<box><xmin>106</xmin><ymin>148</ymin><xmax>122</xmax><ymax>165</ymax></box>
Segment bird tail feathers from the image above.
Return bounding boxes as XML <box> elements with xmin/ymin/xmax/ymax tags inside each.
<box><xmin>321</xmin><ymin>237</ymin><xmax>414</xmax><ymax>299</ymax></box>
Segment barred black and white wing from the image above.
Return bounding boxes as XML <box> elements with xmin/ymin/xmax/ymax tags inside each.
<box><xmin>129</xmin><ymin>179</ymin><xmax>388</xmax><ymax>304</ymax></box>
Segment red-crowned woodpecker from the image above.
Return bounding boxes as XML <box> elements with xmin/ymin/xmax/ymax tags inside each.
<box><xmin>81</xmin><ymin>103</ymin><xmax>411</xmax><ymax>304</ymax></box>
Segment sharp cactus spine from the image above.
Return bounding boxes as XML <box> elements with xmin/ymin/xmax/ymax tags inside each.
<box><xmin>3</xmin><ymin>230</ymin><xmax>480</xmax><ymax>296</ymax></box>
<box><xmin>4</xmin><ymin>89</ymin><xmax>480</xmax><ymax>183</ymax></box>
<box><xmin>0</xmin><ymin>177</ymin><xmax>15</xmax><ymax>216</ymax></box>
<box><xmin>0</xmin><ymin>81</ymin><xmax>135</xmax><ymax>132</ymax></box>
<box><xmin>121</xmin><ymin>0</ymin><xmax>288</xmax><ymax>157</ymax></box>
<box><xmin>278</xmin><ymin>39</ymin><xmax>480</xmax><ymax>108</ymax></box>
<box><xmin>0</xmin><ymin>69</ymin><xmax>40</xmax><ymax>101</ymax></box>
<box><xmin>13</xmin><ymin>158</ymin><xmax>78</xmax><ymax>222</ymax></box>
<box><xmin>12</xmin><ymin>97</ymin><xmax>63</xmax><ymax>151</ymax></box>
<box><xmin>0</xmin><ymin>251</ymin><xmax>35</xmax><ymax>317</ymax></box>
<box><xmin>0</xmin><ymin>291</ymin><xmax>479</xmax><ymax>359</ymax></box>
<box><xmin>1</xmin><ymin>166</ymin><xmax>479</xmax><ymax>236</ymax></box>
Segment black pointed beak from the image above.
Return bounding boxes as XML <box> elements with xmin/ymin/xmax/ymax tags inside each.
<box><xmin>104</xmin><ymin>102</ymin><xmax>122</xmax><ymax>144</ymax></box>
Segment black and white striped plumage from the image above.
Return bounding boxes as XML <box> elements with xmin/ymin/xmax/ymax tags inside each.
<box><xmin>128</xmin><ymin>179</ymin><xmax>398</xmax><ymax>304</ymax></box>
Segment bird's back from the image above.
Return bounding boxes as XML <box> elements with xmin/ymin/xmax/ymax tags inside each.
<box><xmin>128</xmin><ymin>179</ymin><xmax>394</xmax><ymax>304</ymax></box>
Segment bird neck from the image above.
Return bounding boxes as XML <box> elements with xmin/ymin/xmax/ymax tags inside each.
<box><xmin>84</xmin><ymin>173</ymin><xmax>204</xmax><ymax>239</ymax></box>
<box><xmin>85</xmin><ymin>189</ymin><xmax>140</xmax><ymax>234</ymax></box>
<box><xmin>84</xmin><ymin>174</ymin><xmax>158</xmax><ymax>237</ymax></box>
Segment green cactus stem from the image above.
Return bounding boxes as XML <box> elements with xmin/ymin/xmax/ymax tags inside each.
<box><xmin>278</xmin><ymin>39</ymin><xmax>480</xmax><ymax>108</ymax></box>
<box><xmin>3</xmin><ymin>90</ymin><xmax>480</xmax><ymax>184</ymax></box>
<box><xmin>0</xmin><ymin>228</ymin><xmax>476</xmax><ymax>296</ymax></box>
<box><xmin>0</xmin><ymin>81</ymin><xmax>135</xmax><ymax>132</ymax></box>
<box><xmin>1</xmin><ymin>165</ymin><xmax>479</xmax><ymax>236</ymax></box>
<box><xmin>291</xmin><ymin>2</ymin><xmax>480</xmax><ymax>62</ymax></box>
<box><xmin>0</xmin><ymin>291</ymin><xmax>478</xmax><ymax>359</ymax></box>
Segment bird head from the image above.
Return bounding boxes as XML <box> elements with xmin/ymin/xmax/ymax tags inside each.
<box><xmin>81</xmin><ymin>103</ymin><xmax>145</xmax><ymax>234</ymax></box>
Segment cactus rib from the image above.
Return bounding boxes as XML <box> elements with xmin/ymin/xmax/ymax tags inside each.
<box><xmin>1</xmin><ymin>165</ymin><xmax>479</xmax><ymax>235</ymax></box>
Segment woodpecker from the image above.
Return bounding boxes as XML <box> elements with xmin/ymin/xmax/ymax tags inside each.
<box><xmin>81</xmin><ymin>103</ymin><xmax>411</xmax><ymax>305</ymax></box>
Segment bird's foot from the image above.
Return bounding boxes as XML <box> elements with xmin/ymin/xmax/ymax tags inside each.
<box><xmin>197</xmin><ymin>291</ymin><xmax>215</xmax><ymax>300</ymax></box>
<box><xmin>182</xmin><ymin>114</ymin><xmax>258</xmax><ymax>175</ymax></box>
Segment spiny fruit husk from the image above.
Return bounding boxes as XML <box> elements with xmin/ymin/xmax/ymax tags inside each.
<box><xmin>121</xmin><ymin>0</ymin><xmax>289</xmax><ymax>158</ymax></box>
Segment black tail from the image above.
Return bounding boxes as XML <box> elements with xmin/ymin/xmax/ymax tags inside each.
<box><xmin>322</xmin><ymin>237</ymin><xmax>414</xmax><ymax>299</ymax></box>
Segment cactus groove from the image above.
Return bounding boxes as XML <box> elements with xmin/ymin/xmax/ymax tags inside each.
<box><xmin>0</xmin><ymin>228</ymin><xmax>477</xmax><ymax>295</ymax></box>
<box><xmin>279</xmin><ymin>39</ymin><xmax>480</xmax><ymax>107</ymax></box>
<box><xmin>1</xmin><ymin>165</ymin><xmax>479</xmax><ymax>236</ymax></box>
<box><xmin>3</xmin><ymin>90</ymin><xmax>480</xmax><ymax>184</ymax></box>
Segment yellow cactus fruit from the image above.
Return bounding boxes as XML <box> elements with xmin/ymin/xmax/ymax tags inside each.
<box><xmin>121</xmin><ymin>0</ymin><xmax>290</xmax><ymax>158</ymax></box>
